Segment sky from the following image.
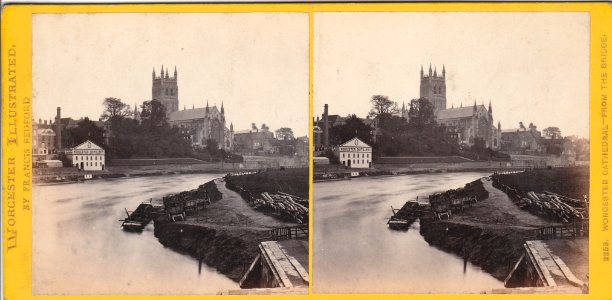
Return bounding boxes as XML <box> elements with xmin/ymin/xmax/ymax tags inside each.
<box><xmin>33</xmin><ymin>13</ymin><xmax>309</xmax><ymax>137</ymax></box>
<box><xmin>314</xmin><ymin>12</ymin><xmax>590</xmax><ymax>138</ymax></box>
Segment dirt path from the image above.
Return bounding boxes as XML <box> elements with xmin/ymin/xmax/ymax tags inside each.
<box><xmin>184</xmin><ymin>179</ymin><xmax>294</xmax><ymax>231</ymax></box>
<box><xmin>448</xmin><ymin>179</ymin><xmax>561</xmax><ymax>229</ymax></box>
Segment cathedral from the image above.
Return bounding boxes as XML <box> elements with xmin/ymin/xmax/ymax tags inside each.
<box><xmin>401</xmin><ymin>64</ymin><xmax>501</xmax><ymax>149</ymax></box>
<box><xmin>150</xmin><ymin>66</ymin><xmax>234</xmax><ymax>150</ymax></box>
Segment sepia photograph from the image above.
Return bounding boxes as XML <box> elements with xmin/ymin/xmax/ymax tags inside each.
<box><xmin>312</xmin><ymin>12</ymin><xmax>590</xmax><ymax>294</ymax></box>
<box><xmin>31</xmin><ymin>12</ymin><xmax>309</xmax><ymax>295</ymax></box>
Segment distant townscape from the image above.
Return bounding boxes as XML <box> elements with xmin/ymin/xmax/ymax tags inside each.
<box><xmin>313</xmin><ymin>64</ymin><xmax>589</xmax><ymax>170</ymax></box>
<box><xmin>32</xmin><ymin>66</ymin><xmax>308</xmax><ymax>172</ymax></box>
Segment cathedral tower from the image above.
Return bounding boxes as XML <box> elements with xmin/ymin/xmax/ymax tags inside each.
<box><xmin>152</xmin><ymin>65</ymin><xmax>179</xmax><ymax>115</ymax></box>
<box><xmin>419</xmin><ymin>64</ymin><xmax>447</xmax><ymax>114</ymax></box>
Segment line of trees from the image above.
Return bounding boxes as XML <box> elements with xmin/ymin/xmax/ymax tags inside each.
<box><xmin>327</xmin><ymin>95</ymin><xmax>508</xmax><ymax>160</ymax></box>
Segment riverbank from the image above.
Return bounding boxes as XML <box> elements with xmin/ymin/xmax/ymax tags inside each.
<box><xmin>153</xmin><ymin>175</ymin><xmax>303</xmax><ymax>283</ymax></box>
<box><xmin>33</xmin><ymin>163</ymin><xmax>272</xmax><ymax>185</ymax></box>
<box><xmin>419</xmin><ymin>168</ymin><xmax>588</xmax><ymax>285</ymax></box>
<box><xmin>313</xmin><ymin>164</ymin><xmax>530</xmax><ymax>182</ymax></box>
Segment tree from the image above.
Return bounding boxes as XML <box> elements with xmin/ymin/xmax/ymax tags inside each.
<box><xmin>251</xmin><ymin>123</ymin><xmax>258</xmax><ymax>132</ymax></box>
<box><xmin>329</xmin><ymin>115</ymin><xmax>374</xmax><ymax>146</ymax></box>
<box><xmin>66</xmin><ymin>117</ymin><xmax>106</xmax><ymax>148</ymax></box>
<box><xmin>261</xmin><ymin>123</ymin><xmax>269</xmax><ymax>131</ymax></box>
<box><xmin>543</xmin><ymin>126</ymin><xmax>562</xmax><ymax>139</ymax></box>
<box><xmin>101</xmin><ymin>97</ymin><xmax>132</xmax><ymax>121</ymax></box>
<box><xmin>368</xmin><ymin>95</ymin><xmax>399</xmax><ymax>118</ymax></box>
<box><xmin>275</xmin><ymin>127</ymin><xmax>295</xmax><ymax>140</ymax></box>
<box><xmin>407</xmin><ymin>98</ymin><xmax>436</xmax><ymax>130</ymax></box>
<box><xmin>140</xmin><ymin>100</ymin><xmax>168</xmax><ymax>130</ymax></box>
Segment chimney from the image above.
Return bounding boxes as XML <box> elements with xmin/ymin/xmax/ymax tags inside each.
<box><xmin>323</xmin><ymin>104</ymin><xmax>329</xmax><ymax>147</ymax></box>
<box><xmin>55</xmin><ymin>107</ymin><xmax>62</xmax><ymax>150</ymax></box>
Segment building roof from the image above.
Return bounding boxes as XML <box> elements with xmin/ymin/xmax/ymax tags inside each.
<box><xmin>339</xmin><ymin>137</ymin><xmax>371</xmax><ymax>148</ymax></box>
<box><xmin>72</xmin><ymin>140</ymin><xmax>104</xmax><ymax>151</ymax></box>
<box><xmin>168</xmin><ymin>106</ymin><xmax>221</xmax><ymax>122</ymax></box>
<box><xmin>437</xmin><ymin>105</ymin><xmax>487</xmax><ymax>120</ymax></box>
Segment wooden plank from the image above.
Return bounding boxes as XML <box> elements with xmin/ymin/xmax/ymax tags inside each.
<box><xmin>239</xmin><ymin>253</ymin><xmax>261</xmax><ymax>288</ymax></box>
<box><xmin>260</xmin><ymin>242</ymin><xmax>293</xmax><ymax>288</ymax></box>
<box><xmin>258</xmin><ymin>243</ymin><xmax>286</xmax><ymax>287</ymax></box>
<box><xmin>526</xmin><ymin>241</ymin><xmax>557</xmax><ymax>287</ymax></box>
<box><xmin>277</xmin><ymin>244</ymin><xmax>309</xmax><ymax>285</ymax></box>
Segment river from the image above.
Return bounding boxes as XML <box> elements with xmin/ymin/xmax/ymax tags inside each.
<box><xmin>313</xmin><ymin>172</ymin><xmax>505</xmax><ymax>293</ymax></box>
<box><xmin>33</xmin><ymin>174</ymin><xmax>239</xmax><ymax>295</ymax></box>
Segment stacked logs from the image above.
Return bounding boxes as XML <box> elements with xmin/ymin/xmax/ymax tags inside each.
<box><xmin>254</xmin><ymin>192</ymin><xmax>309</xmax><ymax>224</ymax></box>
<box><xmin>520</xmin><ymin>191</ymin><xmax>587</xmax><ymax>223</ymax></box>
<box><xmin>492</xmin><ymin>177</ymin><xmax>587</xmax><ymax>223</ymax></box>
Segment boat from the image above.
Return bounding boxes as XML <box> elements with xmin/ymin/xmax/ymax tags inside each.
<box><xmin>120</xmin><ymin>202</ymin><xmax>153</xmax><ymax>232</ymax></box>
<box><xmin>387</xmin><ymin>200</ymin><xmax>420</xmax><ymax>230</ymax></box>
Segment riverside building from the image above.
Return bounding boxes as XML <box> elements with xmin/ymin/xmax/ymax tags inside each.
<box><xmin>337</xmin><ymin>137</ymin><xmax>372</xmax><ymax>168</ymax></box>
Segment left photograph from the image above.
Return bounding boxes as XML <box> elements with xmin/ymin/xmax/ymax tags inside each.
<box><xmin>32</xmin><ymin>13</ymin><xmax>309</xmax><ymax>295</ymax></box>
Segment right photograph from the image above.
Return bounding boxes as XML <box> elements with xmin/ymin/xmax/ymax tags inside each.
<box><xmin>312</xmin><ymin>12</ymin><xmax>590</xmax><ymax>294</ymax></box>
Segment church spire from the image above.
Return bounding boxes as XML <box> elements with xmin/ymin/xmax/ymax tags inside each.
<box><xmin>498</xmin><ymin>121</ymin><xmax>501</xmax><ymax>130</ymax></box>
<box><xmin>473</xmin><ymin>100</ymin><xmax>477</xmax><ymax>113</ymax></box>
<box><xmin>206</xmin><ymin>100</ymin><xmax>209</xmax><ymax>114</ymax></box>
<box><xmin>152</xmin><ymin>67</ymin><xmax>155</xmax><ymax>80</ymax></box>
<box><xmin>230</xmin><ymin>122</ymin><xmax>234</xmax><ymax>132</ymax></box>
<box><xmin>442</xmin><ymin>64</ymin><xmax>446</xmax><ymax>77</ymax></box>
<box><xmin>429</xmin><ymin>63</ymin><xmax>432</xmax><ymax>76</ymax></box>
<box><xmin>174</xmin><ymin>66</ymin><xmax>177</xmax><ymax>79</ymax></box>
<box><xmin>488</xmin><ymin>100</ymin><xmax>492</xmax><ymax>115</ymax></box>
<box><xmin>165</xmin><ymin>68</ymin><xmax>169</xmax><ymax>79</ymax></box>
<box><xmin>434</xmin><ymin>67</ymin><xmax>437</xmax><ymax>77</ymax></box>
<box><xmin>420</xmin><ymin>65</ymin><xmax>424</xmax><ymax>79</ymax></box>
<box><xmin>221</xmin><ymin>101</ymin><xmax>225</xmax><ymax>114</ymax></box>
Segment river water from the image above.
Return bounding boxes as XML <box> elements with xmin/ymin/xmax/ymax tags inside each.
<box><xmin>313</xmin><ymin>172</ymin><xmax>505</xmax><ymax>293</ymax></box>
<box><xmin>33</xmin><ymin>174</ymin><xmax>239</xmax><ymax>295</ymax></box>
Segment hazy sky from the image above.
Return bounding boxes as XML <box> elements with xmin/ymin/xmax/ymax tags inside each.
<box><xmin>33</xmin><ymin>13</ymin><xmax>308</xmax><ymax>136</ymax></box>
<box><xmin>314</xmin><ymin>12</ymin><xmax>590</xmax><ymax>138</ymax></box>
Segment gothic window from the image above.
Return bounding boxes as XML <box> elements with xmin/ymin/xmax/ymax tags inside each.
<box><xmin>171</xmin><ymin>88</ymin><xmax>173</xmax><ymax>96</ymax></box>
<box><xmin>165</xmin><ymin>88</ymin><xmax>168</xmax><ymax>96</ymax></box>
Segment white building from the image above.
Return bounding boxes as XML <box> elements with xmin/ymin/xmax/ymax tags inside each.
<box><xmin>66</xmin><ymin>140</ymin><xmax>105</xmax><ymax>171</ymax></box>
<box><xmin>337</xmin><ymin>137</ymin><xmax>372</xmax><ymax>168</ymax></box>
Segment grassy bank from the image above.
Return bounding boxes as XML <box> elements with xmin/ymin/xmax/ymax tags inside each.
<box><xmin>225</xmin><ymin>168</ymin><xmax>308</xmax><ymax>199</ymax></box>
<box><xmin>492</xmin><ymin>167</ymin><xmax>589</xmax><ymax>200</ymax></box>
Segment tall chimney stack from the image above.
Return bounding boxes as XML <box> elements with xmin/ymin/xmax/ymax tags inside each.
<box><xmin>323</xmin><ymin>104</ymin><xmax>329</xmax><ymax>147</ymax></box>
<box><xmin>55</xmin><ymin>107</ymin><xmax>62</xmax><ymax>150</ymax></box>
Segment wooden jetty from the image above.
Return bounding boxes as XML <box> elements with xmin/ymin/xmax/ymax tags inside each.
<box><xmin>503</xmin><ymin>240</ymin><xmax>586</xmax><ymax>293</ymax></box>
<box><xmin>238</xmin><ymin>240</ymin><xmax>308</xmax><ymax>292</ymax></box>
<box><xmin>388</xmin><ymin>201</ymin><xmax>420</xmax><ymax>230</ymax></box>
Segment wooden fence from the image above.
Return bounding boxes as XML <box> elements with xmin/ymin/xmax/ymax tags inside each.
<box><xmin>534</xmin><ymin>220</ymin><xmax>589</xmax><ymax>240</ymax></box>
<box><xmin>269</xmin><ymin>225</ymin><xmax>308</xmax><ymax>241</ymax></box>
